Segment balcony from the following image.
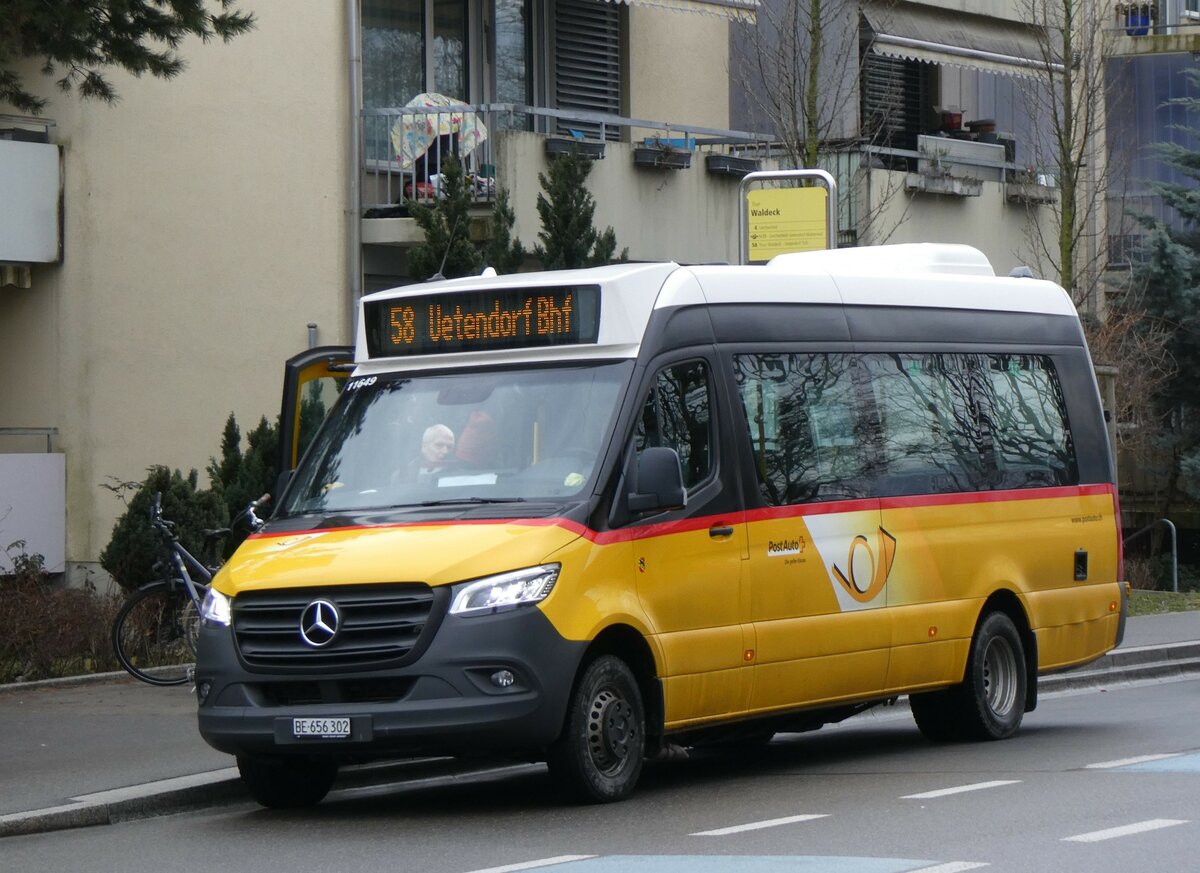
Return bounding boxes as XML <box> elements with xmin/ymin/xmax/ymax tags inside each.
<box><xmin>359</xmin><ymin>103</ymin><xmax>777</xmax><ymax>263</ymax></box>
<box><xmin>0</xmin><ymin>116</ymin><xmax>61</xmax><ymax>286</ymax></box>
<box><xmin>1111</xmin><ymin>0</ymin><xmax>1200</xmax><ymax>54</ymax></box>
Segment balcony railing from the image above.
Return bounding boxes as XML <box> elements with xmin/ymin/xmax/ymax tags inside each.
<box><xmin>360</xmin><ymin>102</ymin><xmax>777</xmax><ymax>215</ymax></box>
<box><xmin>1113</xmin><ymin>0</ymin><xmax>1200</xmax><ymax>35</ymax></box>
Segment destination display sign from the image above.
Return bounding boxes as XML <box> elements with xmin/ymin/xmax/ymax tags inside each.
<box><xmin>364</xmin><ymin>285</ymin><xmax>601</xmax><ymax>358</ymax></box>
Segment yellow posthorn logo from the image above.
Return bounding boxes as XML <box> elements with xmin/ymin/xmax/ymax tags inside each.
<box><xmin>831</xmin><ymin>527</ymin><xmax>897</xmax><ymax>603</ymax></box>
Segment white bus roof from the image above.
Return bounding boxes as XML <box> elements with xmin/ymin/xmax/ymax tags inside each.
<box><xmin>353</xmin><ymin>244</ymin><xmax>1077</xmax><ymax>371</ymax></box>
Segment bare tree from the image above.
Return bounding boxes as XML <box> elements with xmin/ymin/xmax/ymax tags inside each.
<box><xmin>1014</xmin><ymin>0</ymin><xmax>1117</xmax><ymax>313</ymax></box>
<box><xmin>730</xmin><ymin>0</ymin><xmax>911</xmax><ymax>244</ymax></box>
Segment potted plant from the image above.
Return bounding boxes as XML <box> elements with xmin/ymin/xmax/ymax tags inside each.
<box><xmin>705</xmin><ymin>153</ymin><xmax>761</xmax><ymax>177</ymax></box>
<box><xmin>633</xmin><ymin>137</ymin><xmax>693</xmax><ymax>170</ymax></box>
<box><xmin>544</xmin><ymin>136</ymin><xmax>606</xmax><ymax>160</ymax></box>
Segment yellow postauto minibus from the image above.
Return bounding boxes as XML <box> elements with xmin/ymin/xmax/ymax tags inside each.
<box><xmin>195</xmin><ymin>244</ymin><xmax>1126</xmax><ymax>807</ymax></box>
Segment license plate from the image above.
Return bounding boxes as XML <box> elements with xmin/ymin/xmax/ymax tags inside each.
<box><xmin>292</xmin><ymin>717</ymin><xmax>351</xmax><ymax>739</ymax></box>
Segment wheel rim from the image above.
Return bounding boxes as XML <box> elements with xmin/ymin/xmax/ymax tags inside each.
<box><xmin>981</xmin><ymin>635</ymin><xmax>1019</xmax><ymax>717</ymax></box>
<box><xmin>586</xmin><ymin>686</ymin><xmax>638</xmax><ymax>775</ymax></box>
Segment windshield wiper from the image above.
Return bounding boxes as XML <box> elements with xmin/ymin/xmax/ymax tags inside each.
<box><xmin>419</xmin><ymin>496</ymin><xmax>528</xmax><ymax>506</ymax></box>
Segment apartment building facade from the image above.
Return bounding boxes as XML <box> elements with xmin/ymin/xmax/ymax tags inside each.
<box><xmin>1</xmin><ymin>0</ymin><xmax>1064</xmax><ymax>584</ymax></box>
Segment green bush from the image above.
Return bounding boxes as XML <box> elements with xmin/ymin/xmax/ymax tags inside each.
<box><xmin>99</xmin><ymin>466</ymin><xmax>227</xmax><ymax>592</ymax></box>
<box><xmin>209</xmin><ymin>413</ymin><xmax>279</xmax><ymax>555</ymax></box>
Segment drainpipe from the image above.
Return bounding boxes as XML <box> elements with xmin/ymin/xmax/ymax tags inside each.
<box><xmin>346</xmin><ymin>0</ymin><xmax>363</xmax><ymax>337</ymax></box>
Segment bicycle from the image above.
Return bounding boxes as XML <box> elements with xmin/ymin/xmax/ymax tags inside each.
<box><xmin>111</xmin><ymin>491</ymin><xmax>269</xmax><ymax>686</ymax></box>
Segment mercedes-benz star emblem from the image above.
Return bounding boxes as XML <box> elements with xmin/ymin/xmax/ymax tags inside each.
<box><xmin>299</xmin><ymin>599</ymin><xmax>340</xmax><ymax>648</ymax></box>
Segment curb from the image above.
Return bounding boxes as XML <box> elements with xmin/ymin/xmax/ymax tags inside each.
<box><xmin>0</xmin><ymin>756</ymin><xmax>532</xmax><ymax>839</ymax></box>
<box><xmin>0</xmin><ymin>669</ymin><xmax>136</xmax><ymax>697</ymax></box>
<box><xmin>1040</xmin><ymin>641</ymin><xmax>1200</xmax><ymax>694</ymax></box>
<box><xmin>0</xmin><ymin>769</ymin><xmax>246</xmax><ymax>839</ymax></box>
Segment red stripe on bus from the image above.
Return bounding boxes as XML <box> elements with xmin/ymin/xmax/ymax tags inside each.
<box><xmin>247</xmin><ymin>483</ymin><xmax>1114</xmax><ymax>544</ymax></box>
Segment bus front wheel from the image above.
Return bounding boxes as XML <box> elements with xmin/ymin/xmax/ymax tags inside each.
<box><xmin>911</xmin><ymin>610</ymin><xmax>1027</xmax><ymax>742</ymax></box>
<box><xmin>237</xmin><ymin>754</ymin><xmax>338</xmax><ymax>808</ymax></box>
<box><xmin>547</xmin><ymin>654</ymin><xmax>645</xmax><ymax>803</ymax></box>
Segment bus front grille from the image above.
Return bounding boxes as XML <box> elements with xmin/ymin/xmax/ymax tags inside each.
<box><xmin>231</xmin><ymin>583</ymin><xmax>438</xmax><ymax>671</ymax></box>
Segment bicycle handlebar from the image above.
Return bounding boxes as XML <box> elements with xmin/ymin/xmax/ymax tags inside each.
<box><xmin>149</xmin><ymin>491</ymin><xmax>271</xmax><ymax>547</ymax></box>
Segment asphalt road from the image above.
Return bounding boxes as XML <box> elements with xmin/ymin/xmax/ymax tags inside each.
<box><xmin>3</xmin><ymin>676</ymin><xmax>1200</xmax><ymax>872</ymax></box>
<box><xmin>1</xmin><ymin>610</ymin><xmax>1197</xmax><ymax>848</ymax></box>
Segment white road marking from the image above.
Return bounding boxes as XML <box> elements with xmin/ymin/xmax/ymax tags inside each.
<box><xmin>907</xmin><ymin>863</ymin><xmax>990</xmax><ymax>872</ymax></box>
<box><xmin>691</xmin><ymin>814</ymin><xmax>829</xmax><ymax>836</ymax></box>
<box><xmin>461</xmin><ymin>856</ymin><xmax>597</xmax><ymax>873</ymax></box>
<box><xmin>1062</xmin><ymin>819</ymin><xmax>1188</xmax><ymax>843</ymax></box>
<box><xmin>1085</xmin><ymin>753</ymin><xmax>1182</xmax><ymax>769</ymax></box>
<box><xmin>901</xmin><ymin>780</ymin><xmax>1020</xmax><ymax>799</ymax></box>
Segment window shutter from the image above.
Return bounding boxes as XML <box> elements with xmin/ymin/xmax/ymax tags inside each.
<box><xmin>554</xmin><ymin>0</ymin><xmax>621</xmax><ymax>139</ymax></box>
<box><xmin>861</xmin><ymin>52</ymin><xmax>930</xmax><ymax>152</ymax></box>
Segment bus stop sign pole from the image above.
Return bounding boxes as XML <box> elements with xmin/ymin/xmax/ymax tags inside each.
<box><xmin>734</xmin><ymin>167</ymin><xmax>840</xmax><ymax>266</ymax></box>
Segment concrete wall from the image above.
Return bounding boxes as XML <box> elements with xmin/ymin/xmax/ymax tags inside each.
<box><xmin>494</xmin><ymin>130</ymin><xmax>751</xmax><ymax>264</ymax></box>
<box><xmin>628</xmin><ymin>9</ymin><xmax>731</xmax><ymax>130</ymax></box>
<box><xmin>864</xmin><ymin>168</ymin><xmax>1058</xmax><ymax>277</ymax></box>
<box><xmin>0</xmin><ymin>3</ymin><xmax>351</xmax><ymax>581</ymax></box>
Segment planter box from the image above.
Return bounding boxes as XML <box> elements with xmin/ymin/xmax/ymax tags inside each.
<box><xmin>705</xmin><ymin>154</ymin><xmax>761</xmax><ymax>177</ymax></box>
<box><xmin>633</xmin><ymin>147</ymin><xmax>692</xmax><ymax>170</ymax></box>
<box><xmin>1005</xmin><ymin>181</ymin><xmax>1057</xmax><ymax>205</ymax></box>
<box><xmin>544</xmin><ymin>137</ymin><xmax>605</xmax><ymax>160</ymax></box>
<box><xmin>905</xmin><ymin>172</ymin><xmax>982</xmax><ymax>197</ymax></box>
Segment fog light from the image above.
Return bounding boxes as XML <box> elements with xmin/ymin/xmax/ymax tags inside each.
<box><xmin>196</xmin><ymin>681</ymin><xmax>212</xmax><ymax>705</ymax></box>
<box><xmin>491</xmin><ymin>670</ymin><xmax>515</xmax><ymax>688</ymax></box>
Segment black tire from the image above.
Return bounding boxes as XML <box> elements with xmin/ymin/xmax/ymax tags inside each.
<box><xmin>961</xmin><ymin>611</ymin><xmax>1027</xmax><ymax>740</ymax></box>
<box><xmin>111</xmin><ymin>582</ymin><xmax>197</xmax><ymax>686</ymax></box>
<box><xmin>911</xmin><ymin>611</ymin><xmax>1027</xmax><ymax>742</ymax></box>
<box><xmin>237</xmin><ymin>755</ymin><xmax>339</xmax><ymax>809</ymax></box>
<box><xmin>547</xmin><ymin>655</ymin><xmax>645</xmax><ymax>803</ymax></box>
<box><xmin>909</xmin><ymin>688</ymin><xmax>964</xmax><ymax>742</ymax></box>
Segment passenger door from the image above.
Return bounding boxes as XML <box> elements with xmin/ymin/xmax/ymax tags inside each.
<box><xmin>628</xmin><ymin>357</ymin><xmax>751</xmax><ymax>728</ymax></box>
<box><xmin>731</xmin><ymin>352</ymin><xmax>892</xmax><ymax>712</ymax></box>
<box><xmin>278</xmin><ymin>346</ymin><xmax>354</xmax><ymax>475</ymax></box>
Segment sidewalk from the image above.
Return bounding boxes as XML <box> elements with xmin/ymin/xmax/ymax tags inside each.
<box><xmin>1</xmin><ymin>612</ymin><xmax>1198</xmax><ymax>838</ymax></box>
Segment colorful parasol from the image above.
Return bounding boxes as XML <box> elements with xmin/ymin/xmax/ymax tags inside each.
<box><xmin>391</xmin><ymin>92</ymin><xmax>489</xmax><ymax>171</ymax></box>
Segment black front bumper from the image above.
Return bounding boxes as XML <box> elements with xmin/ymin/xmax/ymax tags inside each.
<box><xmin>195</xmin><ymin>604</ymin><xmax>585</xmax><ymax>762</ymax></box>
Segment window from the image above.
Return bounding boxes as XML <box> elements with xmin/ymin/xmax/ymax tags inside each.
<box><xmin>362</xmin><ymin>0</ymin><xmax>469</xmax><ymax>159</ymax></box>
<box><xmin>554</xmin><ymin>0</ymin><xmax>622</xmax><ymax>139</ymax></box>
<box><xmin>734</xmin><ymin>352</ymin><xmax>1078</xmax><ymax>507</ymax></box>
<box><xmin>735</xmin><ymin>354</ymin><xmax>875</xmax><ymax>505</ymax></box>
<box><xmin>860</xmin><ymin>49</ymin><xmax>934</xmax><ymax>152</ymax></box>
<box><xmin>865</xmin><ymin>354</ymin><xmax>990</xmax><ymax>494</ymax></box>
<box><xmin>635</xmin><ymin>362</ymin><xmax>712</xmax><ymax>490</ymax></box>
<box><xmin>981</xmin><ymin>355</ymin><xmax>1077</xmax><ymax>488</ymax></box>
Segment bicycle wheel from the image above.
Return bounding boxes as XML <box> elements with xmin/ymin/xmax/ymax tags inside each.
<box><xmin>111</xmin><ymin>582</ymin><xmax>198</xmax><ymax>686</ymax></box>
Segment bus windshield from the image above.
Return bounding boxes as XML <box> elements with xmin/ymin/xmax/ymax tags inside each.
<box><xmin>280</xmin><ymin>361</ymin><xmax>635</xmax><ymax>515</ymax></box>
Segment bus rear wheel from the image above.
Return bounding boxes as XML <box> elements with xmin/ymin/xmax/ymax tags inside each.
<box><xmin>547</xmin><ymin>654</ymin><xmax>645</xmax><ymax>803</ymax></box>
<box><xmin>911</xmin><ymin>611</ymin><xmax>1027</xmax><ymax>742</ymax></box>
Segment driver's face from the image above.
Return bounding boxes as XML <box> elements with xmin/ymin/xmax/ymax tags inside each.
<box><xmin>423</xmin><ymin>433</ymin><xmax>454</xmax><ymax>464</ymax></box>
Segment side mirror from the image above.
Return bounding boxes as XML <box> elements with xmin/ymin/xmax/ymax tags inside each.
<box><xmin>628</xmin><ymin>447</ymin><xmax>686</xmax><ymax>514</ymax></box>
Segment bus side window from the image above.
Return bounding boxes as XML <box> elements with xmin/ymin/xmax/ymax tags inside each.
<box><xmin>982</xmin><ymin>354</ymin><xmax>1078</xmax><ymax>488</ymax></box>
<box><xmin>733</xmin><ymin>353</ymin><xmax>872</xmax><ymax>505</ymax></box>
<box><xmin>634</xmin><ymin>361</ymin><xmax>712</xmax><ymax>490</ymax></box>
<box><xmin>866</xmin><ymin>353</ymin><xmax>988</xmax><ymax>496</ymax></box>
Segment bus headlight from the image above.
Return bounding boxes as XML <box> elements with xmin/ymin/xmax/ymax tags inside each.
<box><xmin>450</xmin><ymin>564</ymin><xmax>560</xmax><ymax>616</ymax></box>
<box><xmin>201</xmin><ymin>587</ymin><xmax>232</xmax><ymax>627</ymax></box>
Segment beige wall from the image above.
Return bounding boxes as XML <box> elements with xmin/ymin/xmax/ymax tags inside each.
<box><xmin>627</xmin><ymin>9</ymin><xmax>731</xmax><ymax>130</ymax></box>
<box><xmin>0</xmin><ymin>4</ymin><xmax>350</xmax><ymax>581</ymax></box>
<box><xmin>864</xmin><ymin>168</ymin><xmax>1058</xmax><ymax>276</ymax></box>
<box><xmin>494</xmin><ymin>131</ymin><xmax>753</xmax><ymax>264</ymax></box>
